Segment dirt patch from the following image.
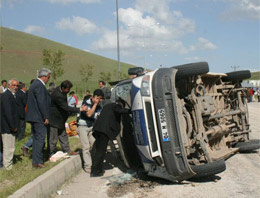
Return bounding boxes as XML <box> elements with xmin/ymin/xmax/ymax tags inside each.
<box><xmin>107</xmin><ymin>178</ymin><xmax>158</xmax><ymax>198</ymax></box>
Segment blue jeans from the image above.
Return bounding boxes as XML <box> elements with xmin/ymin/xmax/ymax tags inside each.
<box><xmin>24</xmin><ymin>135</ymin><xmax>33</xmax><ymax>149</ymax></box>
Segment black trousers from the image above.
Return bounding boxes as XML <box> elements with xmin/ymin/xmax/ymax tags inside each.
<box><xmin>91</xmin><ymin>132</ymin><xmax>109</xmax><ymax>174</ymax></box>
<box><xmin>47</xmin><ymin>126</ymin><xmax>70</xmax><ymax>156</ymax></box>
<box><xmin>17</xmin><ymin>119</ymin><xmax>26</xmax><ymax>140</ymax></box>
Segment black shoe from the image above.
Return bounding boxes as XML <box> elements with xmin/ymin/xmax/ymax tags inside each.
<box><xmin>90</xmin><ymin>172</ymin><xmax>104</xmax><ymax>177</ymax></box>
<box><xmin>21</xmin><ymin>146</ymin><xmax>29</xmax><ymax>156</ymax></box>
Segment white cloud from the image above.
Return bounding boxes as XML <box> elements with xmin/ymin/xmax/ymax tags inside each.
<box><xmin>56</xmin><ymin>16</ymin><xmax>97</xmax><ymax>35</ymax></box>
<box><xmin>135</xmin><ymin>0</ymin><xmax>173</xmax><ymax>23</ymax></box>
<box><xmin>118</xmin><ymin>8</ymin><xmax>171</xmax><ymax>38</ymax></box>
<box><xmin>91</xmin><ymin>27</ymin><xmax>189</xmax><ymax>55</ymax></box>
<box><xmin>221</xmin><ymin>0</ymin><xmax>260</xmax><ymax>20</ymax></box>
<box><xmin>24</xmin><ymin>25</ymin><xmax>45</xmax><ymax>34</ymax></box>
<box><xmin>190</xmin><ymin>37</ymin><xmax>217</xmax><ymax>51</ymax></box>
<box><xmin>134</xmin><ymin>0</ymin><xmax>195</xmax><ymax>33</ymax></box>
<box><xmin>91</xmin><ymin>29</ymin><xmax>117</xmax><ymax>50</ymax></box>
<box><xmin>92</xmin><ymin>0</ymin><xmax>195</xmax><ymax>55</ymax></box>
<box><xmin>44</xmin><ymin>0</ymin><xmax>100</xmax><ymax>5</ymax></box>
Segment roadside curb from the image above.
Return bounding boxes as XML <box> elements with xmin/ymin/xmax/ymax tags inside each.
<box><xmin>9</xmin><ymin>155</ymin><xmax>82</xmax><ymax>198</ymax></box>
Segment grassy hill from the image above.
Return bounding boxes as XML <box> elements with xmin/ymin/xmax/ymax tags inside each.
<box><xmin>0</xmin><ymin>27</ymin><xmax>134</xmax><ymax>96</ymax></box>
<box><xmin>249</xmin><ymin>71</ymin><xmax>260</xmax><ymax>80</ymax></box>
<box><xmin>1</xmin><ymin>27</ymin><xmax>259</xmax><ymax>95</ymax></box>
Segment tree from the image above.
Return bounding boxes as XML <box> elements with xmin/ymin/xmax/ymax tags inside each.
<box><xmin>42</xmin><ymin>49</ymin><xmax>65</xmax><ymax>83</ymax></box>
<box><xmin>112</xmin><ymin>69</ymin><xmax>128</xmax><ymax>81</ymax></box>
<box><xmin>99</xmin><ymin>72</ymin><xmax>112</xmax><ymax>83</ymax></box>
<box><xmin>79</xmin><ymin>64</ymin><xmax>94</xmax><ymax>84</ymax></box>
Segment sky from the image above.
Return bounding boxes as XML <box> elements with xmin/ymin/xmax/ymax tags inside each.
<box><xmin>0</xmin><ymin>0</ymin><xmax>259</xmax><ymax>73</ymax></box>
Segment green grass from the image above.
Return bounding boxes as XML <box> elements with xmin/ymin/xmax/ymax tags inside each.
<box><xmin>248</xmin><ymin>71</ymin><xmax>260</xmax><ymax>80</ymax></box>
<box><xmin>0</xmin><ymin>27</ymin><xmax>135</xmax><ymax>94</ymax></box>
<box><xmin>0</xmin><ymin>116</ymin><xmax>81</xmax><ymax>198</ymax></box>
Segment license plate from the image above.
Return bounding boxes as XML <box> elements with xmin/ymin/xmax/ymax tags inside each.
<box><xmin>158</xmin><ymin>108</ymin><xmax>170</xmax><ymax>142</ymax></box>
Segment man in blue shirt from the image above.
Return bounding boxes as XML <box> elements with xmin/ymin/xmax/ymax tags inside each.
<box><xmin>78</xmin><ymin>89</ymin><xmax>104</xmax><ymax>173</ymax></box>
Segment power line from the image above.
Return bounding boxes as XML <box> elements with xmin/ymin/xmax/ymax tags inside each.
<box><xmin>231</xmin><ymin>66</ymin><xmax>239</xmax><ymax>71</ymax></box>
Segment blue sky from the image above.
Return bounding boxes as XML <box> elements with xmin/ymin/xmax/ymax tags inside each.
<box><xmin>1</xmin><ymin>0</ymin><xmax>259</xmax><ymax>73</ymax></box>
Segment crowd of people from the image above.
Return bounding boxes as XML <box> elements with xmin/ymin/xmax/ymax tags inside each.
<box><xmin>247</xmin><ymin>87</ymin><xmax>260</xmax><ymax>102</ymax></box>
<box><xmin>0</xmin><ymin>68</ymin><xmax>131</xmax><ymax>177</ymax></box>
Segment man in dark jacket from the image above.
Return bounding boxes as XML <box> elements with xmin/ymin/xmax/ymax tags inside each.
<box><xmin>48</xmin><ymin>80</ymin><xmax>86</xmax><ymax>157</ymax></box>
<box><xmin>26</xmin><ymin>68</ymin><xmax>52</xmax><ymax>168</ymax></box>
<box><xmin>16</xmin><ymin>83</ymin><xmax>27</xmax><ymax>140</ymax></box>
<box><xmin>99</xmin><ymin>80</ymin><xmax>111</xmax><ymax>106</ymax></box>
<box><xmin>1</xmin><ymin>79</ymin><xmax>19</xmax><ymax>170</ymax></box>
<box><xmin>90</xmin><ymin>98</ymin><xmax>131</xmax><ymax>177</ymax></box>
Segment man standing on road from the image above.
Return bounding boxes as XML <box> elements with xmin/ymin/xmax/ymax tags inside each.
<box><xmin>48</xmin><ymin>80</ymin><xmax>87</xmax><ymax>157</ymax></box>
<box><xmin>0</xmin><ymin>79</ymin><xmax>20</xmax><ymax>170</ymax></box>
<box><xmin>78</xmin><ymin>89</ymin><xmax>104</xmax><ymax>173</ymax></box>
<box><xmin>26</xmin><ymin>68</ymin><xmax>51</xmax><ymax>168</ymax></box>
<box><xmin>91</xmin><ymin>98</ymin><xmax>131</xmax><ymax>177</ymax></box>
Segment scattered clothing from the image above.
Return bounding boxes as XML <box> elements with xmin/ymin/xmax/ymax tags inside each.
<box><xmin>49</xmin><ymin>151</ymin><xmax>69</xmax><ymax>162</ymax></box>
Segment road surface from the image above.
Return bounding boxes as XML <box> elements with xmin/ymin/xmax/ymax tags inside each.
<box><xmin>55</xmin><ymin>102</ymin><xmax>260</xmax><ymax>198</ymax></box>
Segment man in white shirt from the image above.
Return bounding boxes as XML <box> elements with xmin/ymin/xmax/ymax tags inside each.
<box><xmin>0</xmin><ymin>80</ymin><xmax>7</xmax><ymax>93</ymax></box>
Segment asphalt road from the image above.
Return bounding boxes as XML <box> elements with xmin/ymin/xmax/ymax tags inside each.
<box><xmin>55</xmin><ymin>102</ymin><xmax>260</xmax><ymax>198</ymax></box>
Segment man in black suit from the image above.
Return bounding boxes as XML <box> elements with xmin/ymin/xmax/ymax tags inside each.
<box><xmin>16</xmin><ymin>83</ymin><xmax>27</xmax><ymax>140</ymax></box>
<box><xmin>0</xmin><ymin>79</ymin><xmax>19</xmax><ymax>170</ymax></box>
<box><xmin>48</xmin><ymin>80</ymin><xmax>86</xmax><ymax>157</ymax></box>
<box><xmin>90</xmin><ymin>98</ymin><xmax>131</xmax><ymax>177</ymax></box>
<box><xmin>26</xmin><ymin>68</ymin><xmax>52</xmax><ymax>168</ymax></box>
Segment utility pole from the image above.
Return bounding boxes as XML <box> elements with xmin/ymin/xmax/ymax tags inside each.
<box><xmin>231</xmin><ymin>66</ymin><xmax>239</xmax><ymax>71</ymax></box>
<box><xmin>116</xmin><ymin>0</ymin><xmax>120</xmax><ymax>80</ymax></box>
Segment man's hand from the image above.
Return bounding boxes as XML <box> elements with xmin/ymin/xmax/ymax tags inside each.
<box><xmin>93</xmin><ymin>97</ymin><xmax>101</xmax><ymax>105</ymax></box>
<box><xmin>80</xmin><ymin>105</ymin><xmax>87</xmax><ymax>111</ymax></box>
<box><xmin>44</xmin><ymin>119</ymin><xmax>49</xmax><ymax>125</ymax></box>
<box><xmin>10</xmin><ymin>128</ymin><xmax>17</xmax><ymax>133</ymax></box>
